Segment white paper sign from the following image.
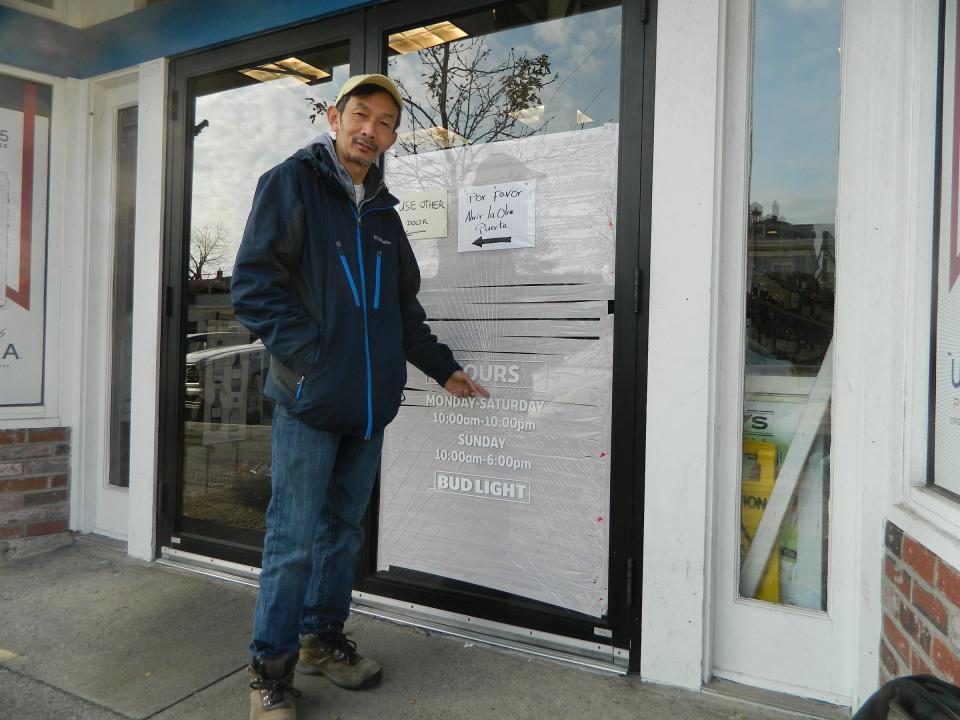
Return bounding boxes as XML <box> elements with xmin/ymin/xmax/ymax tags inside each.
<box><xmin>396</xmin><ymin>190</ymin><xmax>448</xmax><ymax>240</ymax></box>
<box><xmin>458</xmin><ymin>180</ymin><xmax>535</xmax><ymax>252</ymax></box>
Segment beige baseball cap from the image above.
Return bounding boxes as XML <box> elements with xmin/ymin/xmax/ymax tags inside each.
<box><xmin>335</xmin><ymin>73</ymin><xmax>403</xmax><ymax>114</ymax></box>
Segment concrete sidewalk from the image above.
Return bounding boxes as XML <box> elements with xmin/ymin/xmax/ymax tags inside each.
<box><xmin>0</xmin><ymin>536</ymin><xmax>840</xmax><ymax>720</ymax></box>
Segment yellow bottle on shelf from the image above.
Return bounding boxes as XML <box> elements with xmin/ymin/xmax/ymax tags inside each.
<box><xmin>741</xmin><ymin>439</ymin><xmax>780</xmax><ymax>603</ymax></box>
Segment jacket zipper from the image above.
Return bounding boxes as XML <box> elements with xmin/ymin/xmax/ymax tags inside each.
<box><xmin>304</xmin><ymin>159</ymin><xmax>398</xmax><ymax>434</ymax></box>
<box><xmin>355</xmin><ymin>215</ymin><xmax>374</xmax><ymax>439</ymax></box>
<box><xmin>295</xmin><ymin>344</ymin><xmax>323</xmax><ymax>401</ymax></box>
<box><xmin>335</xmin><ymin>240</ymin><xmax>361</xmax><ymax>306</ymax></box>
<box><xmin>353</xmin><ymin>205</ymin><xmax>396</xmax><ymax>440</ymax></box>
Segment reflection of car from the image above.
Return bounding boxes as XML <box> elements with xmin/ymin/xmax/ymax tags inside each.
<box><xmin>184</xmin><ymin>340</ymin><xmax>271</xmax><ymax>424</ymax></box>
<box><xmin>186</xmin><ymin>331</ymin><xmax>252</xmax><ymax>354</ymax></box>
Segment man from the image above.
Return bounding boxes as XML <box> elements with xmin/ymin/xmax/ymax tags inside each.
<box><xmin>231</xmin><ymin>74</ymin><xmax>488</xmax><ymax>719</ymax></box>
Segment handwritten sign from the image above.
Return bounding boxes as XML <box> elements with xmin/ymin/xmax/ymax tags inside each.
<box><xmin>396</xmin><ymin>190</ymin><xmax>448</xmax><ymax>240</ymax></box>
<box><xmin>457</xmin><ymin>180</ymin><xmax>535</xmax><ymax>253</ymax></box>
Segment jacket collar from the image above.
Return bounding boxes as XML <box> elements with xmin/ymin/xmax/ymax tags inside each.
<box><xmin>296</xmin><ymin>132</ymin><xmax>398</xmax><ymax>210</ymax></box>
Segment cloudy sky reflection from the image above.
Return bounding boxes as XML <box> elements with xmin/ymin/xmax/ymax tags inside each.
<box><xmin>750</xmin><ymin>0</ymin><xmax>842</xmax><ymax>225</ymax></box>
<box><xmin>190</xmin><ymin>62</ymin><xmax>350</xmax><ymax>272</ymax></box>
<box><xmin>188</xmin><ymin>6</ymin><xmax>621</xmax><ymax>276</ymax></box>
<box><xmin>187</xmin><ymin>1</ymin><xmax>839</xmax><ymax>276</ymax></box>
<box><xmin>387</xmin><ymin>7</ymin><xmax>621</xmax><ymax>154</ymax></box>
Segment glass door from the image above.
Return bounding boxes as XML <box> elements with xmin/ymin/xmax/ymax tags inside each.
<box><xmin>361</xmin><ymin>0</ymin><xmax>640</xmax><ymax>648</ymax></box>
<box><xmin>712</xmin><ymin>0</ymin><xmax>851</xmax><ymax>702</ymax></box>
<box><xmin>159</xmin><ymin>1</ymin><xmax>650</xmax><ymax>657</ymax></box>
<box><xmin>161</xmin><ymin>19</ymin><xmax>358</xmax><ymax>563</ymax></box>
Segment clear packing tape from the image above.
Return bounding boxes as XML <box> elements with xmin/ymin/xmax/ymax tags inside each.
<box><xmin>379</xmin><ymin>126</ymin><xmax>619</xmax><ymax>618</ymax></box>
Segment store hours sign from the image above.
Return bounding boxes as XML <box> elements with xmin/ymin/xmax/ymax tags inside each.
<box><xmin>0</xmin><ymin>78</ymin><xmax>51</xmax><ymax>406</ymax></box>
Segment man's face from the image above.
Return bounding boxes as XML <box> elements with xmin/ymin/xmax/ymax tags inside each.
<box><xmin>327</xmin><ymin>91</ymin><xmax>399</xmax><ymax>173</ymax></box>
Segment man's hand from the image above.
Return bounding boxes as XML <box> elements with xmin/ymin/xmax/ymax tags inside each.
<box><xmin>443</xmin><ymin>370</ymin><xmax>490</xmax><ymax>399</ymax></box>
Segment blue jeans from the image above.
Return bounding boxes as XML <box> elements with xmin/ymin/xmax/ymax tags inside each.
<box><xmin>250</xmin><ymin>403</ymin><xmax>383</xmax><ymax>659</ymax></box>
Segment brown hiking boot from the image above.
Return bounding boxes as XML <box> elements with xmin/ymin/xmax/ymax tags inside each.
<box><xmin>297</xmin><ymin>624</ymin><xmax>382</xmax><ymax>690</ymax></box>
<box><xmin>249</xmin><ymin>654</ymin><xmax>301</xmax><ymax>719</ymax></box>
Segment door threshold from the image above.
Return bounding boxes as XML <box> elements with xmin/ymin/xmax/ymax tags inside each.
<box><xmin>157</xmin><ymin>547</ymin><xmax>628</xmax><ymax>675</ymax></box>
<box><xmin>159</xmin><ymin>546</ymin><xmax>260</xmax><ymax>585</ymax></box>
<box><xmin>704</xmin><ymin>678</ymin><xmax>850</xmax><ymax>720</ymax></box>
<box><xmin>351</xmin><ymin>591</ymin><xmax>628</xmax><ymax>675</ymax></box>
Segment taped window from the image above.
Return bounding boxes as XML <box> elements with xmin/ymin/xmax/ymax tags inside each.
<box><xmin>379</xmin><ymin>1</ymin><xmax>621</xmax><ymax>618</ymax></box>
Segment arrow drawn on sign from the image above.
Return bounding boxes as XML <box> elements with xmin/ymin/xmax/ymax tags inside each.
<box><xmin>473</xmin><ymin>236</ymin><xmax>512</xmax><ymax>247</ymax></box>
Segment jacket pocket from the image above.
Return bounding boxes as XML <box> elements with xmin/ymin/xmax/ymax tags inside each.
<box><xmin>336</xmin><ymin>240</ymin><xmax>361</xmax><ymax>307</ymax></box>
<box><xmin>274</xmin><ymin>338</ymin><xmax>323</xmax><ymax>398</ymax></box>
<box><xmin>270</xmin><ymin>356</ymin><xmax>300</xmax><ymax>401</ymax></box>
<box><xmin>373</xmin><ymin>251</ymin><xmax>382</xmax><ymax>309</ymax></box>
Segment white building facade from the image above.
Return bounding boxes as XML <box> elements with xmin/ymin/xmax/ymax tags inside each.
<box><xmin>0</xmin><ymin>0</ymin><xmax>954</xmax><ymax>713</ymax></box>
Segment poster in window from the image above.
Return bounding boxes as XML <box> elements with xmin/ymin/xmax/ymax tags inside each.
<box><xmin>0</xmin><ymin>76</ymin><xmax>51</xmax><ymax>406</ymax></box>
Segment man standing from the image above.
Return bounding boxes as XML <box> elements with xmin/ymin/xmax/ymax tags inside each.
<box><xmin>231</xmin><ymin>74</ymin><xmax>487</xmax><ymax>719</ymax></box>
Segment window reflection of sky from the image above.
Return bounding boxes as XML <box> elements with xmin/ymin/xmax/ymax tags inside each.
<box><xmin>751</xmin><ymin>0</ymin><xmax>841</xmax><ymax>225</ymax></box>
<box><xmin>188</xmin><ymin>7</ymin><xmax>622</xmax><ymax>276</ymax></box>
<box><xmin>388</xmin><ymin>7</ymin><xmax>621</xmax><ymax>153</ymax></box>
<box><xmin>190</xmin><ymin>65</ymin><xmax>348</xmax><ymax>274</ymax></box>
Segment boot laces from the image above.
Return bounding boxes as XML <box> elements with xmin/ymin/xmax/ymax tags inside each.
<box><xmin>250</xmin><ymin>676</ymin><xmax>302</xmax><ymax>707</ymax></box>
<box><xmin>324</xmin><ymin>629</ymin><xmax>359</xmax><ymax>664</ymax></box>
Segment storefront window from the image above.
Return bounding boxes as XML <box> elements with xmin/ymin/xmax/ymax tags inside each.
<box><xmin>0</xmin><ymin>73</ymin><xmax>52</xmax><ymax>407</ymax></box>
<box><xmin>179</xmin><ymin>43</ymin><xmax>350</xmax><ymax>547</ymax></box>
<box><xmin>738</xmin><ymin>0</ymin><xmax>840</xmax><ymax>610</ymax></box>
<box><xmin>932</xmin><ymin>3</ymin><xmax>960</xmax><ymax>499</ymax></box>
<box><xmin>378</xmin><ymin>1</ymin><xmax>621</xmax><ymax>618</ymax></box>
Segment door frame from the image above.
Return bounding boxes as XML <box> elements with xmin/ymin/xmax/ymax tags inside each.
<box><xmin>356</xmin><ymin>0</ymin><xmax>653</xmax><ymax>661</ymax></box>
<box><xmin>707</xmin><ymin>0</ymin><xmax>854</xmax><ymax>703</ymax></box>
<box><xmin>157</xmin><ymin>11</ymin><xmax>364</xmax><ymax>564</ymax></box>
<box><xmin>156</xmin><ymin>0</ymin><xmax>655</xmax><ymax>668</ymax></box>
<box><xmin>77</xmin><ymin>70</ymin><xmax>139</xmax><ymax>540</ymax></box>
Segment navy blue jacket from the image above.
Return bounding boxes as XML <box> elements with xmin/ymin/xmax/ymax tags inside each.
<box><xmin>231</xmin><ymin>136</ymin><xmax>460</xmax><ymax>438</ymax></box>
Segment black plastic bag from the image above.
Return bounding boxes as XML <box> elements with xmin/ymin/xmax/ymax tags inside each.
<box><xmin>853</xmin><ymin>675</ymin><xmax>960</xmax><ymax>719</ymax></box>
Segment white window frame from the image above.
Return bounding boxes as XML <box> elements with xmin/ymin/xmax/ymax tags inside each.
<box><xmin>0</xmin><ymin>0</ymin><xmax>66</xmax><ymax>23</ymax></box>
<box><xmin>61</xmin><ymin>59</ymin><xmax>167</xmax><ymax>559</ymax></box>
<box><xmin>125</xmin><ymin>58</ymin><xmax>167</xmax><ymax>561</ymax></box>
<box><xmin>894</xmin><ymin>0</ymin><xmax>960</xmax><ymax>565</ymax></box>
<box><xmin>73</xmin><ymin>68</ymin><xmax>139</xmax><ymax>541</ymax></box>
<box><xmin>707</xmin><ymin>0</ymin><xmax>859</xmax><ymax>704</ymax></box>
<box><xmin>704</xmin><ymin>0</ymin><xmax>951</xmax><ymax>707</ymax></box>
<box><xmin>0</xmin><ymin>62</ymin><xmax>67</xmax><ymax>427</ymax></box>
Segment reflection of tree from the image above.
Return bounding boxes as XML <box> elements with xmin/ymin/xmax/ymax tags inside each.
<box><xmin>189</xmin><ymin>222</ymin><xmax>229</xmax><ymax>280</ymax></box>
<box><xmin>394</xmin><ymin>37</ymin><xmax>557</xmax><ymax>156</ymax></box>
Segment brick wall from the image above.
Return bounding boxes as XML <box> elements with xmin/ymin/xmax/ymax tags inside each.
<box><xmin>0</xmin><ymin>428</ymin><xmax>73</xmax><ymax>561</ymax></box>
<box><xmin>881</xmin><ymin>521</ymin><xmax>960</xmax><ymax>685</ymax></box>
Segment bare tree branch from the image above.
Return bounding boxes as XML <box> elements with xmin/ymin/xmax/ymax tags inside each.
<box><xmin>394</xmin><ymin>36</ymin><xmax>558</xmax><ymax>158</ymax></box>
<box><xmin>189</xmin><ymin>222</ymin><xmax>230</xmax><ymax>280</ymax></box>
